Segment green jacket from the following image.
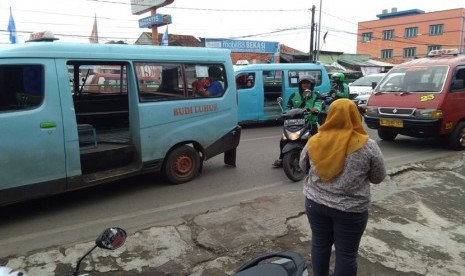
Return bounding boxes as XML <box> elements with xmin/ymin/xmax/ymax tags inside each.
<box><xmin>334</xmin><ymin>83</ymin><xmax>349</xmax><ymax>99</ymax></box>
<box><xmin>286</xmin><ymin>91</ymin><xmax>322</xmax><ymax>125</ymax></box>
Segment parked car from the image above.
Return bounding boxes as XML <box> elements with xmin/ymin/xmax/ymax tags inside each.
<box><xmin>81</xmin><ymin>73</ymin><xmax>130</xmax><ymax>94</ymax></box>
<box><xmin>348</xmin><ymin>73</ymin><xmax>386</xmax><ymax>99</ymax></box>
<box><xmin>355</xmin><ymin>72</ymin><xmax>405</xmax><ymax>114</ymax></box>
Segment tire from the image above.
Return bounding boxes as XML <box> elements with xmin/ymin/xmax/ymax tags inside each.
<box><xmin>448</xmin><ymin>121</ymin><xmax>465</xmax><ymax>150</ymax></box>
<box><xmin>378</xmin><ymin>129</ymin><xmax>397</xmax><ymax>141</ymax></box>
<box><xmin>282</xmin><ymin>148</ymin><xmax>305</xmax><ymax>182</ymax></box>
<box><xmin>163</xmin><ymin>145</ymin><xmax>200</xmax><ymax>184</ymax></box>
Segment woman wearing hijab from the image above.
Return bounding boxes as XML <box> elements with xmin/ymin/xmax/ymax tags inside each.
<box><xmin>299</xmin><ymin>98</ymin><xmax>386</xmax><ymax>276</ymax></box>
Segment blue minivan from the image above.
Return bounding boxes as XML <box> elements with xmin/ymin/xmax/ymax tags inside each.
<box><xmin>234</xmin><ymin>63</ymin><xmax>331</xmax><ymax>123</ymax></box>
<box><xmin>0</xmin><ymin>34</ymin><xmax>241</xmax><ymax>206</ymax></box>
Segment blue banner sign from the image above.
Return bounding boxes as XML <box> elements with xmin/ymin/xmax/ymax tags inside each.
<box><xmin>202</xmin><ymin>38</ymin><xmax>279</xmax><ymax>54</ymax></box>
<box><xmin>139</xmin><ymin>14</ymin><xmax>172</xmax><ymax>28</ymax></box>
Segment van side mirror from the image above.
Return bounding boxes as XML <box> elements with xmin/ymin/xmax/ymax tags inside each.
<box><xmin>371</xmin><ymin>81</ymin><xmax>377</xmax><ymax>90</ymax></box>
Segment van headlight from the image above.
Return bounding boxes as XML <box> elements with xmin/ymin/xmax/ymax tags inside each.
<box><xmin>365</xmin><ymin>106</ymin><xmax>379</xmax><ymax>116</ymax></box>
<box><xmin>414</xmin><ymin>109</ymin><xmax>443</xmax><ymax>118</ymax></box>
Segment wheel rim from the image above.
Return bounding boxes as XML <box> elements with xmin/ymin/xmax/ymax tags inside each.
<box><xmin>460</xmin><ymin>127</ymin><xmax>465</xmax><ymax>147</ymax></box>
<box><xmin>290</xmin><ymin>155</ymin><xmax>302</xmax><ymax>174</ymax></box>
<box><xmin>173</xmin><ymin>154</ymin><xmax>194</xmax><ymax>176</ymax></box>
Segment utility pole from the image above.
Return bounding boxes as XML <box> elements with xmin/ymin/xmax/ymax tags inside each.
<box><xmin>314</xmin><ymin>23</ymin><xmax>318</xmax><ymax>56</ymax></box>
<box><xmin>316</xmin><ymin>0</ymin><xmax>322</xmax><ymax>61</ymax></box>
<box><xmin>310</xmin><ymin>5</ymin><xmax>315</xmax><ymax>61</ymax></box>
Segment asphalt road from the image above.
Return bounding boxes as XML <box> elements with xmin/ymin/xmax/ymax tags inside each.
<box><xmin>0</xmin><ymin>122</ymin><xmax>455</xmax><ymax>258</ymax></box>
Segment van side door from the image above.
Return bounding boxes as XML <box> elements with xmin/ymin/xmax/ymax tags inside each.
<box><xmin>236</xmin><ymin>72</ymin><xmax>260</xmax><ymax>122</ymax></box>
<box><xmin>444</xmin><ymin>66</ymin><xmax>465</xmax><ymax>127</ymax></box>
<box><xmin>0</xmin><ymin>60</ymin><xmax>66</xmax><ymax>204</ymax></box>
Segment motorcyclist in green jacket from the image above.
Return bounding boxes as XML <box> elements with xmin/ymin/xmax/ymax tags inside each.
<box><xmin>272</xmin><ymin>77</ymin><xmax>322</xmax><ymax>168</ymax></box>
<box><xmin>330</xmin><ymin>72</ymin><xmax>349</xmax><ymax>99</ymax></box>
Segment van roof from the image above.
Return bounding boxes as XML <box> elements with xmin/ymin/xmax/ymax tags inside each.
<box><xmin>234</xmin><ymin>62</ymin><xmax>325</xmax><ymax>72</ymax></box>
<box><xmin>0</xmin><ymin>42</ymin><xmax>232</xmax><ymax>62</ymax></box>
<box><xmin>397</xmin><ymin>54</ymin><xmax>465</xmax><ymax>68</ymax></box>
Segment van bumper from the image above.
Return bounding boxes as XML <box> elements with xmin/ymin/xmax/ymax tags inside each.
<box><xmin>365</xmin><ymin>116</ymin><xmax>443</xmax><ymax>138</ymax></box>
<box><xmin>205</xmin><ymin>125</ymin><xmax>242</xmax><ymax>160</ymax></box>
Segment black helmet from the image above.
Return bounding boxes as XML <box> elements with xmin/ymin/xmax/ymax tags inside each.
<box><xmin>299</xmin><ymin>76</ymin><xmax>316</xmax><ymax>85</ymax></box>
<box><xmin>299</xmin><ymin>76</ymin><xmax>316</xmax><ymax>91</ymax></box>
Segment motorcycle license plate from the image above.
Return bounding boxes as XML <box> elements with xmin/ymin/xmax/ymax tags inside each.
<box><xmin>286</xmin><ymin>119</ymin><xmax>305</xmax><ymax>126</ymax></box>
<box><xmin>380</xmin><ymin>119</ymin><xmax>403</xmax><ymax>128</ymax></box>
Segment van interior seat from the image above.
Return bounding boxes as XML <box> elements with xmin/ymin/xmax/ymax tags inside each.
<box><xmin>77</xmin><ymin>124</ymin><xmax>97</xmax><ymax>149</ymax></box>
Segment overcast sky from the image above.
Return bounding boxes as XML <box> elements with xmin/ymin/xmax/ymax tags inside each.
<box><xmin>1</xmin><ymin>0</ymin><xmax>464</xmax><ymax>53</ymax></box>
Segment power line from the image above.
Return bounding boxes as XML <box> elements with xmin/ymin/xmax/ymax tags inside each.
<box><xmin>85</xmin><ymin>0</ymin><xmax>308</xmax><ymax>12</ymax></box>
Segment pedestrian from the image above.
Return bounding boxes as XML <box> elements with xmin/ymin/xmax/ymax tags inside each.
<box><xmin>299</xmin><ymin>98</ymin><xmax>386</xmax><ymax>276</ymax></box>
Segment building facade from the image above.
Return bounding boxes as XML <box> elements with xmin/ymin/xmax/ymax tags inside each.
<box><xmin>357</xmin><ymin>8</ymin><xmax>465</xmax><ymax>62</ymax></box>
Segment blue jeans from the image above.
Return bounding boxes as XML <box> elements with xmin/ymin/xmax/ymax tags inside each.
<box><xmin>305</xmin><ymin>198</ymin><xmax>368</xmax><ymax>276</ymax></box>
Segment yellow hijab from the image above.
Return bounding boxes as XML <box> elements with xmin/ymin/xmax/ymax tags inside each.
<box><xmin>307</xmin><ymin>98</ymin><xmax>368</xmax><ymax>182</ymax></box>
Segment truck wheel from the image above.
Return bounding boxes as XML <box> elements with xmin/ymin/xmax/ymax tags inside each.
<box><xmin>448</xmin><ymin>122</ymin><xmax>465</xmax><ymax>150</ymax></box>
<box><xmin>164</xmin><ymin>145</ymin><xmax>200</xmax><ymax>184</ymax></box>
<box><xmin>378</xmin><ymin>129</ymin><xmax>397</xmax><ymax>141</ymax></box>
<box><xmin>283</xmin><ymin>149</ymin><xmax>305</xmax><ymax>182</ymax></box>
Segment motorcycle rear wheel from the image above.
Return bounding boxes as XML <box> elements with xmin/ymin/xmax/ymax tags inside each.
<box><xmin>283</xmin><ymin>149</ymin><xmax>305</xmax><ymax>182</ymax></box>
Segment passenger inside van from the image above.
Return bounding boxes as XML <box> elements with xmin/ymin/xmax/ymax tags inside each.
<box><xmin>195</xmin><ymin>66</ymin><xmax>224</xmax><ymax>97</ymax></box>
<box><xmin>192</xmin><ymin>77</ymin><xmax>210</xmax><ymax>96</ymax></box>
<box><xmin>246</xmin><ymin>75</ymin><xmax>254</xmax><ymax>87</ymax></box>
<box><xmin>158</xmin><ymin>69</ymin><xmax>179</xmax><ymax>93</ymax></box>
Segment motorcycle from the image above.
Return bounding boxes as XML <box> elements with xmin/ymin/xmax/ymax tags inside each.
<box><xmin>2</xmin><ymin>227</ymin><xmax>309</xmax><ymax>276</ymax></box>
<box><xmin>277</xmin><ymin>97</ymin><xmax>315</xmax><ymax>182</ymax></box>
<box><xmin>233</xmin><ymin>251</ymin><xmax>308</xmax><ymax>276</ymax></box>
<box><xmin>70</xmin><ymin>227</ymin><xmax>127</xmax><ymax>276</ymax></box>
<box><xmin>317</xmin><ymin>91</ymin><xmax>335</xmax><ymax>126</ymax></box>
<box><xmin>0</xmin><ymin>227</ymin><xmax>127</xmax><ymax>276</ymax></box>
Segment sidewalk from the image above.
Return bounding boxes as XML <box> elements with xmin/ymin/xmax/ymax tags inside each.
<box><xmin>3</xmin><ymin>152</ymin><xmax>465</xmax><ymax>276</ymax></box>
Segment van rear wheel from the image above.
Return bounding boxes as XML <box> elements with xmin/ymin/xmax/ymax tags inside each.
<box><xmin>378</xmin><ymin>129</ymin><xmax>397</xmax><ymax>141</ymax></box>
<box><xmin>448</xmin><ymin>122</ymin><xmax>465</xmax><ymax>150</ymax></box>
<box><xmin>164</xmin><ymin>145</ymin><xmax>200</xmax><ymax>184</ymax></box>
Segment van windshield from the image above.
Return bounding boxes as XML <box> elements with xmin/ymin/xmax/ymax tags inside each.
<box><xmin>374</xmin><ymin>66</ymin><xmax>448</xmax><ymax>93</ymax></box>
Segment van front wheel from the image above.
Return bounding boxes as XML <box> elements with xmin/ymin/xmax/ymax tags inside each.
<box><xmin>448</xmin><ymin>122</ymin><xmax>465</xmax><ymax>150</ymax></box>
<box><xmin>164</xmin><ymin>145</ymin><xmax>200</xmax><ymax>184</ymax></box>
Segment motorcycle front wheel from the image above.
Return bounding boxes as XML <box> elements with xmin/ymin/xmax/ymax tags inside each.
<box><xmin>283</xmin><ymin>149</ymin><xmax>305</xmax><ymax>182</ymax></box>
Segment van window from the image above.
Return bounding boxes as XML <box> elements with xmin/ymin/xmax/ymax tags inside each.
<box><xmin>68</xmin><ymin>63</ymin><xmax>128</xmax><ymax>95</ymax></box>
<box><xmin>67</xmin><ymin>62</ymin><xmax>129</xmax><ymax>129</ymax></box>
<box><xmin>136</xmin><ymin>62</ymin><xmax>227</xmax><ymax>101</ymax></box>
<box><xmin>0</xmin><ymin>65</ymin><xmax>44</xmax><ymax>112</ymax></box>
<box><xmin>451</xmin><ymin>68</ymin><xmax>465</xmax><ymax>91</ymax></box>
<box><xmin>375</xmin><ymin>66</ymin><xmax>447</xmax><ymax>93</ymax></box>
<box><xmin>288</xmin><ymin>70</ymin><xmax>322</xmax><ymax>88</ymax></box>
<box><xmin>236</xmin><ymin>73</ymin><xmax>255</xmax><ymax>89</ymax></box>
